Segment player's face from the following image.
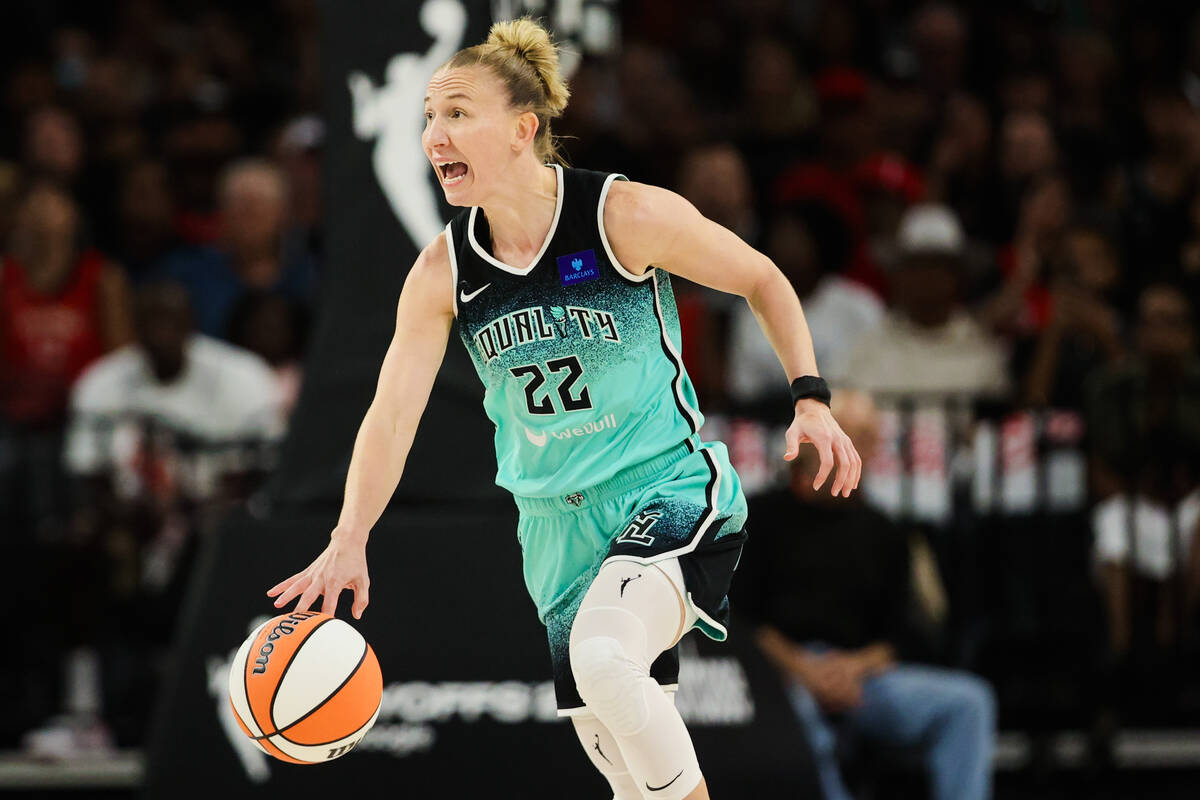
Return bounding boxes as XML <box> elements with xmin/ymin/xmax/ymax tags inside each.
<box><xmin>423</xmin><ymin>66</ymin><xmax>522</xmax><ymax>206</ymax></box>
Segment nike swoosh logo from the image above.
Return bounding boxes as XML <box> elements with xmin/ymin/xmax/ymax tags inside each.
<box><xmin>524</xmin><ymin>427</ymin><xmax>548</xmax><ymax>447</ymax></box>
<box><xmin>459</xmin><ymin>283</ymin><xmax>491</xmax><ymax>303</ymax></box>
<box><xmin>646</xmin><ymin>770</ymin><xmax>684</xmax><ymax>792</ymax></box>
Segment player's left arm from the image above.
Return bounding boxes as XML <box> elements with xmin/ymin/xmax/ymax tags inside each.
<box><xmin>604</xmin><ymin>180</ymin><xmax>861</xmax><ymax>496</ymax></box>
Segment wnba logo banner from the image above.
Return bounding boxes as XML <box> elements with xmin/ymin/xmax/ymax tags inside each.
<box><xmin>268</xmin><ymin>0</ymin><xmax>500</xmax><ymax>507</ymax></box>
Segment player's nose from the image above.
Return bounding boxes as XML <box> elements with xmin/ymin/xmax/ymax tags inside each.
<box><xmin>424</xmin><ymin>116</ymin><xmax>450</xmax><ymax>148</ymax></box>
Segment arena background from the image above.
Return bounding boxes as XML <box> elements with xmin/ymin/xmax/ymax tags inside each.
<box><xmin>3</xmin><ymin>1</ymin><xmax>1200</xmax><ymax>798</ymax></box>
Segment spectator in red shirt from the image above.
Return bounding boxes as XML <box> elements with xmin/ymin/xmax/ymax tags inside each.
<box><xmin>0</xmin><ymin>181</ymin><xmax>132</xmax><ymax>549</ymax></box>
<box><xmin>1</xmin><ymin>182</ymin><xmax>132</xmax><ymax>429</ymax></box>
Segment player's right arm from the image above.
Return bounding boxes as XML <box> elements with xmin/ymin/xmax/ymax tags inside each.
<box><xmin>267</xmin><ymin>233</ymin><xmax>456</xmax><ymax>618</ymax></box>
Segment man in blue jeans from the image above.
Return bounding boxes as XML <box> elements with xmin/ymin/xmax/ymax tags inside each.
<box><xmin>734</xmin><ymin>391</ymin><xmax>995</xmax><ymax>800</ymax></box>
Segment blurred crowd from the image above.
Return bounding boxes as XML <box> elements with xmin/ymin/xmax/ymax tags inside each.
<box><xmin>3</xmin><ymin>0</ymin><xmax>1200</xmax><ymax>792</ymax></box>
<box><xmin>0</xmin><ymin>0</ymin><xmax>318</xmax><ymax>756</ymax></box>
<box><xmin>557</xmin><ymin>0</ymin><xmax>1200</xmax><ymax>789</ymax></box>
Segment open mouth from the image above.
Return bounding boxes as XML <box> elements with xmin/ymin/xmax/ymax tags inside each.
<box><xmin>438</xmin><ymin>161</ymin><xmax>468</xmax><ymax>186</ymax></box>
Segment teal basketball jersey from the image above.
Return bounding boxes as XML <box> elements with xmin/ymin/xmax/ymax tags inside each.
<box><xmin>445</xmin><ymin>165</ymin><xmax>704</xmax><ymax>498</ymax></box>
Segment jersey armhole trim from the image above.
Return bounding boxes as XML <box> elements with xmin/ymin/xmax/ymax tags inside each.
<box><xmin>444</xmin><ymin>222</ymin><xmax>460</xmax><ymax>318</ymax></box>
<box><xmin>598</xmin><ymin>173</ymin><xmax>653</xmax><ymax>284</ymax></box>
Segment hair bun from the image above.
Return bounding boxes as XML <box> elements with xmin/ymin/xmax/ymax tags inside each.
<box><xmin>486</xmin><ymin>18</ymin><xmax>570</xmax><ymax>116</ymax></box>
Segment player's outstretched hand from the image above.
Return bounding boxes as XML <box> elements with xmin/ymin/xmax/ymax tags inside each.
<box><xmin>267</xmin><ymin>532</ymin><xmax>371</xmax><ymax>619</ymax></box>
<box><xmin>783</xmin><ymin>398</ymin><xmax>862</xmax><ymax>497</ymax></box>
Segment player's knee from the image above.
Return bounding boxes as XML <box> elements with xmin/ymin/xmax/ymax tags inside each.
<box><xmin>569</xmin><ymin>635</ymin><xmax>650</xmax><ymax>736</ymax></box>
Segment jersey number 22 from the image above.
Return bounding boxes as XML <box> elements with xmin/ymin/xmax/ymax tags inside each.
<box><xmin>509</xmin><ymin>355</ymin><xmax>592</xmax><ymax>415</ymax></box>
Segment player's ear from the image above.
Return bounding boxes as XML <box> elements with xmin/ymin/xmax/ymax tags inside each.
<box><xmin>512</xmin><ymin>110</ymin><xmax>540</xmax><ymax>153</ymax></box>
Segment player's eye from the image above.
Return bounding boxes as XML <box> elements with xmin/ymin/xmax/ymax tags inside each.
<box><xmin>451</xmin><ymin>109</ymin><xmax>464</xmax><ymax>118</ymax></box>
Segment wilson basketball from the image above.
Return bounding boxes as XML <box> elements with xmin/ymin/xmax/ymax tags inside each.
<box><xmin>227</xmin><ymin>611</ymin><xmax>383</xmax><ymax>764</ymax></box>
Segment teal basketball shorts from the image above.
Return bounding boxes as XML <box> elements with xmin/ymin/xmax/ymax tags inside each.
<box><xmin>513</xmin><ymin>439</ymin><xmax>749</xmax><ymax>715</ymax></box>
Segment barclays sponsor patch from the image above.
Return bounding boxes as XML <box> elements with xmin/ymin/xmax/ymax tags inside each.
<box><xmin>557</xmin><ymin>249</ymin><xmax>600</xmax><ymax>286</ymax></box>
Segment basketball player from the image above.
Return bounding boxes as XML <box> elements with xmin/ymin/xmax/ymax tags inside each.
<box><xmin>268</xmin><ymin>18</ymin><xmax>861</xmax><ymax>799</ymax></box>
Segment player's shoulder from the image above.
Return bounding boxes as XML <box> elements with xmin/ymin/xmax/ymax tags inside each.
<box><xmin>400</xmin><ymin>230</ymin><xmax>456</xmax><ymax>314</ymax></box>
<box><xmin>604</xmin><ymin>178</ymin><xmax>681</xmax><ymax>216</ymax></box>
<box><xmin>603</xmin><ymin>179</ymin><xmax>692</xmax><ymax>239</ymax></box>
<box><xmin>420</xmin><ymin>226</ymin><xmax>452</xmax><ymax>268</ymax></box>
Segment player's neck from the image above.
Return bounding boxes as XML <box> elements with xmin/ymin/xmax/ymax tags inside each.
<box><xmin>479</xmin><ymin>161</ymin><xmax>558</xmax><ymax>259</ymax></box>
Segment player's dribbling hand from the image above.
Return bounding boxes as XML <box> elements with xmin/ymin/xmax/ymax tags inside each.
<box><xmin>266</xmin><ymin>531</ymin><xmax>371</xmax><ymax>619</ymax></box>
<box><xmin>783</xmin><ymin>398</ymin><xmax>862</xmax><ymax>497</ymax></box>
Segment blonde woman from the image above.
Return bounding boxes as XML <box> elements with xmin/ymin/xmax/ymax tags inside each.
<box><xmin>269</xmin><ymin>18</ymin><xmax>860</xmax><ymax>799</ymax></box>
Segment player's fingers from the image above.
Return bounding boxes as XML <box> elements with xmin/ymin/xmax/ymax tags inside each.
<box><xmin>783</xmin><ymin>422</ymin><xmax>801</xmax><ymax>461</ymax></box>
<box><xmin>848</xmin><ymin>438</ymin><xmax>863</xmax><ymax>494</ymax></box>
<box><xmin>352</xmin><ymin>583</ymin><xmax>370</xmax><ymax>620</ymax></box>
<box><xmin>321</xmin><ymin>583</ymin><xmax>341</xmax><ymax>617</ymax></box>
<box><xmin>812</xmin><ymin>435</ymin><xmax>834</xmax><ymax>490</ymax></box>
<box><xmin>294</xmin><ymin>582</ymin><xmax>321</xmax><ymax>614</ymax></box>
<box><xmin>273</xmin><ymin>575</ymin><xmax>310</xmax><ymax>608</ymax></box>
<box><xmin>830</xmin><ymin>439</ymin><xmax>849</xmax><ymax>496</ymax></box>
<box><xmin>836</xmin><ymin>437</ymin><xmax>856</xmax><ymax>495</ymax></box>
<box><xmin>267</xmin><ymin>573</ymin><xmax>303</xmax><ymax>597</ymax></box>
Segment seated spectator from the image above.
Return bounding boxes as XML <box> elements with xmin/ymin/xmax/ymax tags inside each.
<box><xmin>27</xmin><ymin>282</ymin><xmax>282</xmax><ymax>754</ymax></box>
<box><xmin>1175</xmin><ymin>178</ymin><xmax>1200</xmax><ymax>303</ymax></box>
<box><xmin>840</xmin><ymin>203</ymin><xmax>1009</xmax><ymax>398</ymax></box>
<box><xmin>1087</xmin><ymin>283</ymin><xmax>1200</xmax><ymax>656</ymax></box>
<box><xmin>726</xmin><ymin>201</ymin><xmax>882</xmax><ymax>413</ymax></box>
<box><xmin>153</xmin><ymin>158</ymin><xmax>316</xmax><ymax>338</ymax></box>
<box><xmin>65</xmin><ymin>281</ymin><xmax>283</xmax><ymax>475</ymax></box>
<box><xmin>226</xmin><ymin>291</ymin><xmax>309</xmax><ymax>422</ymax></box>
<box><xmin>112</xmin><ymin>159</ymin><xmax>178</xmax><ymax>279</ymax></box>
<box><xmin>925</xmin><ymin>93</ymin><xmax>997</xmax><ymax>243</ymax></box>
<box><xmin>162</xmin><ymin>113</ymin><xmax>244</xmax><ymax>246</ymax></box>
<box><xmin>854</xmin><ymin>153</ymin><xmax>925</xmax><ymax>271</ymax></box>
<box><xmin>674</xmin><ymin>143</ymin><xmax>758</xmax><ymax>409</ymax></box>
<box><xmin>734</xmin><ymin>390</ymin><xmax>995</xmax><ymax>800</ymax></box>
<box><xmin>23</xmin><ymin>106</ymin><xmax>84</xmax><ymax>187</ymax></box>
<box><xmin>1117</xmin><ymin>83</ymin><xmax>1197</xmax><ymax>274</ymax></box>
<box><xmin>0</xmin><ymin>181</ymin><xmax>132</xmax><ymax>535</ymax></box>
<box><xmin>1019</xmin><ymin>219</ymin><xmax>1125</xmax><ymax>409</ymax></box>
<box><xmin>978</xmin><ymin>171</ymin><xmax>1073</xmax><ymax>337</ymax></box>
<box><xmin>1</xmin><ymin>182</ymin><xmax>132</xmax><ymax>427</ymax></box>
<box><xmin>991</xmin><ymin>110</ymin><xmax>1059</xmax><ymax>244</ymax></box>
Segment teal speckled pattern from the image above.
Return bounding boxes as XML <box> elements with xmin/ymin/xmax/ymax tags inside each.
<box><xmin>459</xmin><ymin>267</ymin><xmax>701</xmax><ymax>498</ymax></box>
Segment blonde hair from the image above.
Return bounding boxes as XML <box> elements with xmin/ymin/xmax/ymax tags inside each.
<box><xmin>444</xmin><ymin>17</ymin><xmax>570</xmax><ymax>164</ymax></box>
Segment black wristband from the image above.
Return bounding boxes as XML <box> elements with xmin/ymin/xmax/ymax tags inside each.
<box><xmin>790</xmin><ymin>375</ymin><xmax>831</xmax><ymax>407</ymax></box>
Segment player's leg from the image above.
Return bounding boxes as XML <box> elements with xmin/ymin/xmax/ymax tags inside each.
<box><xmin>569</xmin><ymin>557</ymin><xmax>708</xmax><ymax>800</ymax></box>
<box><xmin>570</xmin><ymin>712</ymin><xmax>644</xmax><ymax>800</ymax></box>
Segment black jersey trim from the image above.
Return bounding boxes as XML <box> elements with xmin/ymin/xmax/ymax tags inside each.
<box><xmin>466</xmin><ymin>164</ymin><xmax>564</xmax><ymax>275</ymax></box>
<box><xmin>597</xmin><ymin>173</ymin><xmax>653</xmax><ymax>284</ymax></box>
<box><xmin>600</xmin><ymin>444</ymin><xmax>722</xmax><ymax>565</ymax></box>
<box><xmin>650</xmin><ymin>272</ymin><xmax>702</xmax><ymax>435</ymax></box>
<box><xmin>445</xmin><ymin>221</ymin><xmax>460</xmax><ymax>318</ymax></box>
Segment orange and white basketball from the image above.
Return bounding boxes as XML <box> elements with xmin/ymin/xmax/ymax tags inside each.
<box><xmin>227</xmin><ymin>611</ymin><xmax>383</xmax><ymax>764</ymax></box>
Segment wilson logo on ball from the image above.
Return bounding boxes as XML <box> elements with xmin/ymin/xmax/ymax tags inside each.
<box><xmin>228</xmin><ymin>612</ymin><xmax>383</xmax><ymax>764</ymax></box>
<box><xmin>252</xmin><ymin>611</ymin><xmax>318</xmax><ymax>675</ymax></box>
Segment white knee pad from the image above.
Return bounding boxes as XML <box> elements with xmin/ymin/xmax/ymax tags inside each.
<box><xmin>570</xmin><ymin>607</ymin><xmax>654</xmax><ymax>737</ymax></box>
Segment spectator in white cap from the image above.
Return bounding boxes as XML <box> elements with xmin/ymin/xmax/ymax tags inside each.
<box><xmin>840</xmin><ymin>203</ymin><xmax>1010</xmax><ymax>397</ymax></box>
